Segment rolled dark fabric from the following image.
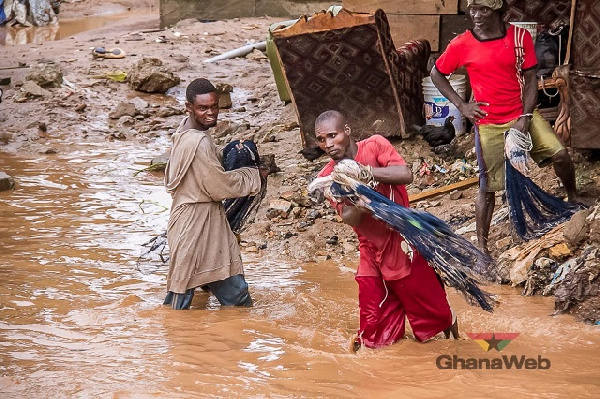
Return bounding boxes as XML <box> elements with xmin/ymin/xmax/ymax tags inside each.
<box><xmin>221</xmin><ymin>140</ymin><xmax>267</xmax><ymax>234</ymax></box>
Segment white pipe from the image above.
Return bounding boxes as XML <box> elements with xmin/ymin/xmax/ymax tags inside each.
<box><xmin>203</xmin><ymin>41</ymin><xmax>267</xmax><ymax>63</ymax></box>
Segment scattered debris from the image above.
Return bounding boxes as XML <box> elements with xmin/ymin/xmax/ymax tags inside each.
<box><xmin>409</xmin><ymin>176</ymin><xmax>478</xmax><ymax>204</ymax></box>
<box><xmin>523</xmin><ymin>257</ymin><xmax>557</xmax><ymax>296</ymax></box>
<box><xmin>12</xmin><ymin>81</ymin><xmax>51</xmax><ymax>102</ymax></box>
<box><xmin>90</xmin><ymin>71</ymin><xmax>128</xmax><ymax>82</ymax></box>
<box><xmin>203</xmin><ymin>41</ymin><xmax>267</xmax><ymax>63</ymax></box>
<box><xmin>496</xmin><ymin>225</ymin><xmax>565</xmax><ymax>285</ymax></box>
<box><xmin>91</xmin><ymin>47</ymin><xmax>126</xmax><ymax>59</ymax></box>
<box><xmin>216</xmin><ymin>83</ymin><xmax>233</xmax><ymax>109</ymax></box>
<box><xmin>562</xmin><ymin>209</ymin><xmax>590</xmax><ymax>247</ymax></box>
<box><xmin>554</xmin><ymin>246</ymin><xmax>600</xmax><ymax>324</ymax></box>
<box><xmin>109</xmin><ymin>101</ymin><xmax>136</xmax><ymax>119</ymax></box>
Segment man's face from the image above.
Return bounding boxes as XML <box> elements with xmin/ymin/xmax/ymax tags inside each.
<box><xmin>315</xmin><ymin>117</ymin><xmax>351</xmax><ymax>161</ymax></box>
<box><xmin>186</xmin><ymin>92</ymin><xmax>219</xmax><ymax>130</ymax></box>
<box><xmin>469</xmin><ymin>6</ymin><xmax>495</xmax><ymax>30</ymax></box>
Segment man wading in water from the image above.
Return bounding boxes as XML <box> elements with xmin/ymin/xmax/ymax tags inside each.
<box><xmin>314</xmin><ymin>110</ymin><xmax>458</xmax><ymax>351</ymax></box>
<box><xmin>163</xmin><ymin>78</ymin><xmax>267</xmax><ymax>309</ymax></box>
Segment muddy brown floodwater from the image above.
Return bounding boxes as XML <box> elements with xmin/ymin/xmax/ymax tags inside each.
<box><xmin>1</xmin><ymin>136</ymin><xmax>599</xmax><ymax>398</ymax></box>
<box><xmin>0</xmin><ymin>10</ymin><xmax>155</xmax><ymax>46</ymax></box>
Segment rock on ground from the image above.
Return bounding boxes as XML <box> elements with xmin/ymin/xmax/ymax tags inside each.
<box><xmin>128</xmin><ymin>58</ymin><xmax>181</xmax><ymax>93</ymax></box>
<box><xmin>26</xmin><ymin>62</ymin><xmax>63</xmax><ymax>88</ymax></box>
<box><xmin>0</xmin><ymin>172</ymin><xmax>15</xmax><ymax>191</ymax></box>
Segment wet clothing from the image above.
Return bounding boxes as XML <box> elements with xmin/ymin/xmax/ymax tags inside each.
<box><xmin>319</xmin><ymin>135</ymin><xmax>412</xmax><ymax>280</ymax></box>
<box><xmin>357</xmin><ymin>253</ymin><xmax>452</xmax><ymax>347</ymax></box>
<box><xmin>318</xmin><ymin>135</ymin><xmax>452</xmax><ymax>348</ymax></box>
<box><xmin>164</xmin><ymin>117</ymin><xmax>261</xmax><ymax>306</ymax></box>
<box><xmin>435</xmin><ymin>25</ymin><xmax>538</xmax><ymax>125</ymax></box>
<box><xmin>476</xmin><ymin>110</ymin><xmax>564</xmax><ymax>191</ymax></box>
<box><xmin>164</xmin><ymin>274</ymin><xmax>252</xmax><ymax>309</ymax></box>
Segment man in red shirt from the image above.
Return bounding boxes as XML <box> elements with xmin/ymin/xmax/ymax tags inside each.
<box><xmin>315</xmin><ymin>110</ymin><xmax>457</xmax><ymax>351</ymax></box>
<box><xmin>430</xmin><ymin>0</ymin><xmax>581</xmax><ymax>254</ymax></box>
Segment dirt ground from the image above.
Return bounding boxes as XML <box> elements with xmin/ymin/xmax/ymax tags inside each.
<box><xmin>1</xmin><ymin>1</ymin><xmax>599</xmax><ymax>311</ymax></box>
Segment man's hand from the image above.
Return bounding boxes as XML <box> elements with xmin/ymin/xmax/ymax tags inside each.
<box><xmin>354</xmin><ymin>195</ymin><xmax>372</xmax><ymax>214</ymax></box>
<box><xmin>510</xmin><ymin>116</ymin><xmax>531</xmax><ymax>136</ymax></box>
<box><xmin>458</xmin><ymin>101</ymin><xmax>489</xmax><ymax>123</ymax></box>
<box><xmin>340</xmin><ymin>194</ymin><xmax>372</xmax><ymax>226</ymax></box>
<box><xmin>333</xmin><ymin>159</ymin><xmax>375</xmax><ymax>187</ymax></box>
<box><xmin>258</xmin><ymin>165</ymin><xmax>270</xmax><ymax>180</ymax></box>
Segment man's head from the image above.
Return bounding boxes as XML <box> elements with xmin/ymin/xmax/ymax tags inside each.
<box><xmin>185</xmin><ymin>78</ymin><xmax>219</xmax><ymax>130</ymax></box>
<box><xmin>314</xmin><ymin>110</ymin><xmax>354</xmax><ymax>162</ymax></box>
<box><xmin>468</xmin><ymin>0</ymin><xmax>505</xmax><ymax>30</ymax></box>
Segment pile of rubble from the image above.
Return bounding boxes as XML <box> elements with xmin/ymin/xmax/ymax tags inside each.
<box><xmin>499</xmin><ymin>203</ymin><xmax>600</xmax><ymax>324</ymax></box>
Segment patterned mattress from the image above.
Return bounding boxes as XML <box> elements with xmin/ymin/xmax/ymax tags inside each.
<box><xmin>271</xmin><ymin>8</ymin><xmax>429</xmax><ymax>159</ymax></box>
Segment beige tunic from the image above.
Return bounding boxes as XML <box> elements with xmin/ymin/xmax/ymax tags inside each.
<box><xmin>164</xmin><ymin>118</ymin><xmax>261</xmax><ymax>293</ymax></box>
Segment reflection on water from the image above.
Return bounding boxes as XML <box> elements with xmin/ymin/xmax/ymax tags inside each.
<box><xmin>0</xmin><ymin>11</ymin><xmax>154</xmax><ymax>46</ymax></box>
<box><xmin>1</xmin><ymin>140</ymin><xmax>599</xmax><ymax>397</ymax></box>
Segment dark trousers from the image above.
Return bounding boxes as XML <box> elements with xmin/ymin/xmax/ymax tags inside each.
<box><xmin>164</xmin><ymin>274</ymin><xmax>253</xmax><ymax>310</ymax></box>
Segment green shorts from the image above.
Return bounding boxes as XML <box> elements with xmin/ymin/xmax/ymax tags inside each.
<box><xmin>476</xmin><ymin>110</ymin><xmax>564</xmax><ymax>192</ymax></box>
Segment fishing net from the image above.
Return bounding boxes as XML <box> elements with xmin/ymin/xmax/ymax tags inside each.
<box><xmin>504</xmin><ymin>127</ymin><xmax>532</xmax><ymax>175</ymax></box>
<box><xmin>137</xmin><ymin>232</ymin><xmax>169</xmax><ymax>275</ymax></box>
<box><xmin>309</xmin><ymin>163</ymin><xmax>497</xmax><ymax>312</ymax></box>
<box><xmin>222</xmin><ymin>140</ymin><xmax>268</xmax><ymax>235</ymax></box>
<box><xmin>505</xmin><ymin>159</ymin><xmax>582</xmax><ymax>240</ymax></box>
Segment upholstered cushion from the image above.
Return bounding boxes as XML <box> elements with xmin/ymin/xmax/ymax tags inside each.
<box><xmin>271</xmin><ymin>8</ymin><xmax>431</xmax><ymax>159</ymax></box>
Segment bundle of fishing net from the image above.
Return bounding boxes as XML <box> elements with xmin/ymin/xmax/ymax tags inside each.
<box><xmin>504</xmin><ymin>128</ymin><xmax>582</xmax><ymax>240</ymax></box>
<box><xmin>137</xmin><ymin>139</ymin><xmax>267</xmax><ymax>272</ymax></box>
<box><xmin>309</xmin><ymin>159</ymin><xmax>497</xmax><ymax>312</ymax></box>
<box><xmin>222</xmin><ymin>140</ymin><xmax>268</xmax><ymax>234</ymax></box>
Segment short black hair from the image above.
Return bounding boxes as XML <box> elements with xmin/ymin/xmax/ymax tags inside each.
<box><xmin>315</xmin><ymin>110</ymin><xmax>345</xmax><ymax>129</ymax></box>
<box><xmin>186</xmin><ymin>78</ymin><xmax>217</xmax><ymax>103</ymax></box>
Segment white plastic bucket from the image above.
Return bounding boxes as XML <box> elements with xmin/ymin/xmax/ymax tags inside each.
<box><xmin>510</xmin><ymin>21</ymin><xmax>538</xmax><ymax>43</ymax></box>
<box><xmin>422</xmin><ymin>75</ymin><xmax>467</xmax><ymax>136</ymax></box>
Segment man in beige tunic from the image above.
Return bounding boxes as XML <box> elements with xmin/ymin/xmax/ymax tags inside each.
<box><xmin>163</xmin><ymin>78</ymin><xmax>262</xmax><ymax>310</ymax></box>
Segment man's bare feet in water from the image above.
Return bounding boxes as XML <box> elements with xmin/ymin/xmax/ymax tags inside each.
<box><xmin>444</xmin><ymin>313</ymin><xmax>459</xmax><ymax>339</ymax></box>
<box><xmin>349</xmin><ymin>333</ymin><xmax>362</xmax><ymax>353</ymax></box>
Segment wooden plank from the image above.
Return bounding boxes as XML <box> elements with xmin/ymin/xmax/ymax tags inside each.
<box><xmin>256</xmin><ymin>1</ymin><xmax>334</xmax><ymax>17</ymax></box>
<box><xmin>386</xmin><ymin>14</ymin><xmax>440</xmax><ymax>51</ymax></box>
<box><xmin>409</xmin><ymin>176</ymin><xmax>479</xmax><ymax>203</ymax></box>
<box><xmin>342</xmin><ymin>0</ymin><xmax>457</xmax><ymax>15</ymax></box>
<box><xmin>0</xmin><ymin>65</ymin><xmax>28</xmax><ymax>71</ymax></box>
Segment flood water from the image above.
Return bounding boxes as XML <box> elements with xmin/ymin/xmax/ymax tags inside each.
<box><xmin>1</xmin><ymin>138</ymin><xmax>599</xmax><ymax>398</ymax></box>
<box><xmin>0</xmin><ymin>11</ymin><xmax>155</xmax><ymax>46</ymax></box>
